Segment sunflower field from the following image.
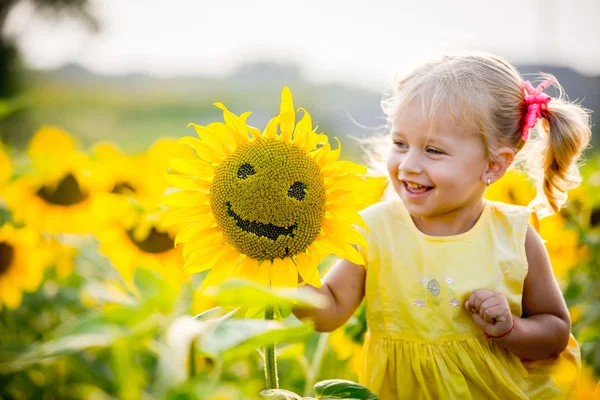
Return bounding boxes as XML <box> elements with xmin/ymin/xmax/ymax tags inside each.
<box><xmin>0</xmin><ymin>87</ymin><xmax>599</xmax><ymax>400</ymax></box>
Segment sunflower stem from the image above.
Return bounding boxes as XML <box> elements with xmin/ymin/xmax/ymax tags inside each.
<box><xmin>264</xmin><ymin>306</ymin><xmax>279</xmax><ymax>389</ymax></box>
<box><xmin>303</xmin><ymin>332</ymin><xmax>329</xmax><ymax>396</ymax></box>
<box><xmin>189</xmin><ymin>340</ymin><xmax>197</xmax><ymax>380</ymax></box>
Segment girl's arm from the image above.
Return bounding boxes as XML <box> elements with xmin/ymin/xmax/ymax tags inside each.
<box><xmin>497</xmin><ymin>224</ymin><xmax>571</xmax><ymax>359</ymax></box>
<box><xmin>292</xmin><ymin>258</ymin><xmax>366</xmax><ymax>332</ymax></box>
<box><xmin>466</xmin><ymin>225</ymin><xmax>571</xmax><ymax>360</ymax></box>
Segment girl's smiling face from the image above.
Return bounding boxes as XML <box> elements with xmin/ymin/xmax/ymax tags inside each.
<box><xmin>387</xmin><ymin>100</ymin><xmax>489</xmax><ymax>220</ymax></box>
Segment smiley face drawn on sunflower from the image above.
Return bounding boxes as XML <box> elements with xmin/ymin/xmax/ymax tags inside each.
<box><xmin>211</xmin><ymin>138</ymin><xmax>326</xmax><ymax>261</ymax></box>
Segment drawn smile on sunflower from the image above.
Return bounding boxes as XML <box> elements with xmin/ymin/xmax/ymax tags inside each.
<box><xmin>163</xmin><ymin>87</ymin><xmax>386</xmax><ymax>292</ymax></box>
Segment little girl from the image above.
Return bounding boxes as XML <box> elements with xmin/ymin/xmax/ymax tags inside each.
<box><xmin>294</xmin><ymin>53</ymin><xmax>592</xmax><ymax>399</ymax></box>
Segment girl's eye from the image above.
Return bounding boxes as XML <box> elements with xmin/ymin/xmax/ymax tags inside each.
<box><xmin>394</xmin><ymin>141</ymin><xmax>407</xmax><ymax>149</ymax></box>
<box><xmin>426</xmin><ymin>147</ymin><xmax>443</xmax><ymax>155</ymax></box>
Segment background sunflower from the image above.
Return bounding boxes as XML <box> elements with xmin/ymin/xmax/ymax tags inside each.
<box><xmin>0</xmin><ymin>224</ymin><xmax>46</xmax><ymax>310</ymax></box>
<box><xmin>0</xmin><ymin>142</ymin><xmax>11</xmax><ymax>188</ymax></box>
<box><xmin>94</xmin><ymin>139</ymin><xmax>192</xmax><ymax>289</ymax></box>
<box><xmin>3</xmin><ymin>127</ymin><xmax>106</xmax><ymax>234</ymax></box>
<box><xmin>97</xmin><ymin>205</ymin><xmax>187</xmax><ymax>289</ymax></box>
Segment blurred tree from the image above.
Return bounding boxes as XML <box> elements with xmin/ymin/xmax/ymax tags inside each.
<box><xmin>0</xmin><ymin>0</ymin><xmax>98</xmax><ymax>143</ymax></box>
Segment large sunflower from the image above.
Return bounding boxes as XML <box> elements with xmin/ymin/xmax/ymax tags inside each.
<box><xmin>163</xmin><ymin>87</ymin><xmax>379</xmax><ymax>292</ymax></box>
<box><xmin>0</xmin><ymin>224</ymin><xmax>46</xmax><ymax>309</ymax></box>
<box><xmin>4</xmin><ymin>127</ymin><xmax>105</xmax><ymax>234</ymax></box>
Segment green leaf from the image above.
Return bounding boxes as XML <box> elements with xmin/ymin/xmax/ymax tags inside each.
<box><xmin>260</xmin><ymin>389</ymin><xmax>304</xmax><ymax>399</ymax></box>
<box><xmin>0</xmin><ymin>333</ymin><xmax>114</xmax><ymax>373</ymax></box>
<box><xmin>0</xmin><ymin>304</ymin><xmax>161</xmax><ymax>374</ymax></box>
<box><xmin>314</xmin><ymin>380</ymin><xmax>378</xmax><ymax>400</ymax></box>
<box><xmin>205</xmin><ymin>279</ymin><xmax>327</xmax><ymax>310</ymax></box>
<box><xmin>198</xmin><ymin>319</ymin><xmax>312</xmax><ymax>361</ymax></box>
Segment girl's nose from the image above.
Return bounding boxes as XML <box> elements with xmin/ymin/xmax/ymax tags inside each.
<box><xmin>399</xmin><ymin>151</ymin><xmax>423</xmax><ymax>175</ymax></box>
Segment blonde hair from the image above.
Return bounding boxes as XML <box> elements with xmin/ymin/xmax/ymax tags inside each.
<box><xmin>380</xmin><ymin>52</ymin><xmax>592</xmax><ymax>217</ymax></box>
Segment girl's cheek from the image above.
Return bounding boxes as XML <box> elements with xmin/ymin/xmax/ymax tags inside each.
<box><xmin>387</xmin><ymin>152</ymin><xmax>399</xmax><ymax>176</ymax></box>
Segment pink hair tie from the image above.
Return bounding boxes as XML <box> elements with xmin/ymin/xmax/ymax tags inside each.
<box><xmin>521</xmin><ymin>78</ymin><xmax>555</xmax><ymax>141</ymax></box>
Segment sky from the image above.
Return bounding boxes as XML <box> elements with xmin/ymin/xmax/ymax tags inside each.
<box><xmin>5</xmin><ymin>0</ymin><xmax>600</xmax><ymax>88</ymax></box>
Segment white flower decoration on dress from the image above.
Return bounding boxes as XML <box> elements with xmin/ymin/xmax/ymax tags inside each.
<box><xmin>449</xmin><ymin>298</ymin><xmax>461</xmax><ymax>306</ymax></box>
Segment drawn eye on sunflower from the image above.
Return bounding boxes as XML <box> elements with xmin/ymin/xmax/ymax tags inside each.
<box><xmin>163</xmin><ymin>87</ymin><xmax>383</xmax><ymax>292</ymax></box>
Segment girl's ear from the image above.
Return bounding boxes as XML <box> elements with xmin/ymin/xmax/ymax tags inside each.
<box><xmin>483</xmin><ymin>147</ymin><xmax>514</xmax><ymax>185</ymax></box>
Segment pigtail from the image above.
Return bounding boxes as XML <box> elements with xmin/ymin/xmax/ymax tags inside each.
<box><xmin>524</xmin><ymin>79</ymin><xmax>592</xmax><ymax>216</ymax></box>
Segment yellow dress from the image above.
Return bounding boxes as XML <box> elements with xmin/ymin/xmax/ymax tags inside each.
<box><xmin>357</xmin><ymin>199</ymin><xmax>581</xmax><ymax>400</ymax></box>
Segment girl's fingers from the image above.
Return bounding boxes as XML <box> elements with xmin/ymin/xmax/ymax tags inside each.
<box><xmin>470</xmin><ymin>311</ymin><xmax>489</xmax><ymax>330</ymax></box>
<box><xmin>479</xmin><ymin>297</ymin><xmax>501</xmax><ymax>320</ymax></box>
<box><xmin>468</xmin><ymin>289</ymin><xmax>496</xmax><ymax>310</ymax></box>
<box><xmin>481</xmin><ymin>304</ymin><xmax>504</xmax><ymax>324</ymax></box>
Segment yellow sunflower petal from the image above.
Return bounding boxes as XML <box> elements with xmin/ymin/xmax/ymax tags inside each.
<box><xmin>164</xmin><ymin>173</ymin><xmax>211</xmax><ymax>191</ymax></box>
<box><xmin>0</xmin><ymin>145</ymin><xmax>11</xmax><ymax>185</ymax></box>
<box><xmin>168</xmin><ymin>157</ymin><xmax>214</xmax><ymax>178</ymax></box>
<box><xmin>280</xmin><ymin>87</ymin><xmax>294</xmax><ymax>115</ymax></box>
<box><xmin>183</xmin><ymin>241</ymin><xmax>221</xmax><ymax>261</ymax></box>
<box><xmin>311</xmin><ymin>138</ymin><xmax>341</xmax><ymax>168</ymax></box>
<box><xmin>307</xmin><ymin>244</ymin><xmax>322</xmax><ymax>268</ymax></box>
<box><xmin>202</xmin><ymin>261</ymin><xmax>240</xmax><ymax>294</ymax></box>
<box><xmin>271</xmin><ymin>257</ymin><xmax>297</xmax><ymax>288</ymax></box>
<box><xmin>180</xmin><ymin>130</ymin><xmax>225</xmax><ymax>163</ymax></box>
<box><xmin>325</xmin><ymin>175</ymin><xmax>367</xmax><ymax>194</ymax></box>
<box><xmin>207</xmin><ymin>122</ymin><xmax>239</xmax><ymax>151</ymax></box>
<box><xmin>279</xmin><ymin>87</ymin><xmax>295</xmax><ymax>141</ymax></box>
<box><xmin>0</xmin><ymin>282</ymin><xmax>23</xmax><ymax>309</ymax></box>
<box><xmin>232</xmin><ymin>255</ymin><xmax>260</xmax><ymax>281</ymax></box>
<box><xmin>256</xmin><ymin>260</ymin><xmax>272</xmax><ymax>286</ymax></box>
<box><xmin>239</xmin><ymin>112</ymin><xmax>262</xmax><ymax>139</ymax></box>
<box><xmin>295</xmin><ymin>251</ymin><xmax>321</xmax><ymax>288</ymax></box>
<box><xmin>174</xmin><ymin>219</ymin><xmax>218</xmax><ymax>246</ymax></box>
<box><xmin>28</xmin><ymin>126</ymin><xmax>75</xmax><ymax>159</ymax></box>
<box><xmin>279</xmin><ymin>112</ymin><xmax>295</xmax><ymax>142</ymax></box>
<box><xmin>162</xmin><ymin>208</ymin><xmax>211</xmax><ymax>227</ymax></box>
<box><xmin>326</xmin><ymin>191</ymin><xmax>368</xmax><ymax>207</ymax></box>
<box><xmin>342</xmin><ymin>244</ymin><xmax>365</xmax><ymax>266</ymax></box>
<box><xmin>304</xmin><ymin>131</ymin><xmax>328</xmax><ymax>153</ymax></box>
<box><xmin>184</xmin><ymin>227</ymin><xmax>224</xmax><ymax>249</ymax></box>
<box><xmin>322</xmin><ymin>218</ymin><xmax>367</xmax><ymax>248</ymax></box>
<box><xmin>321</xmin><ymin>161</ymin><xmax>367</xmax><ymax>177</ymax></box>
<box><xmin>239</xmin><ymin>111</ymin><xmax>252</xmax><ymax>123</ymax></box>
<box><xmin>162</xmin><ymin>191</ymin><xmax>211</xmax><ymax>208</ymax></box>
<box><xmin>315</xmin><ymin>236</ymin><xmax>364</xmax><ymax>265</ymax></box>
<box><xmin>213</xmin><ymin>103</ymin><xmax>250</xmax><ymax>143</ymax></box>
<box><xmin>292</xmin><ymin>108</ymin><xmax>312</xmax><ymax>149</ymax></box>
<box><xmin>179</xmin><ymin>134</ymin><xmax>225</xmax><ymax>159</ymax></box>
<box><xmin>184</xmin><ymin>242</ymin><xmax>230</xmax><ymax>273</ymax></box>
<box><xmin>263</xmin><ymin>115</ymin><xmax>281</xmax><ymax>139</ymax></box>
<box><xmin>327</xmin><ymin>206</ymin><xmax>367</xmax><ymax>229</ymax></box>
<box><xmin>212</xmin><ymin>250</ymin><xmax>241</xmax><ymax>275</ymax></box>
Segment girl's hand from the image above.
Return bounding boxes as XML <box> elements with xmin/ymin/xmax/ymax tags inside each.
<box><xmin>465</xmin><ymin>289</ymin><xmax>514</xmax><ymax>338</ymax></box>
